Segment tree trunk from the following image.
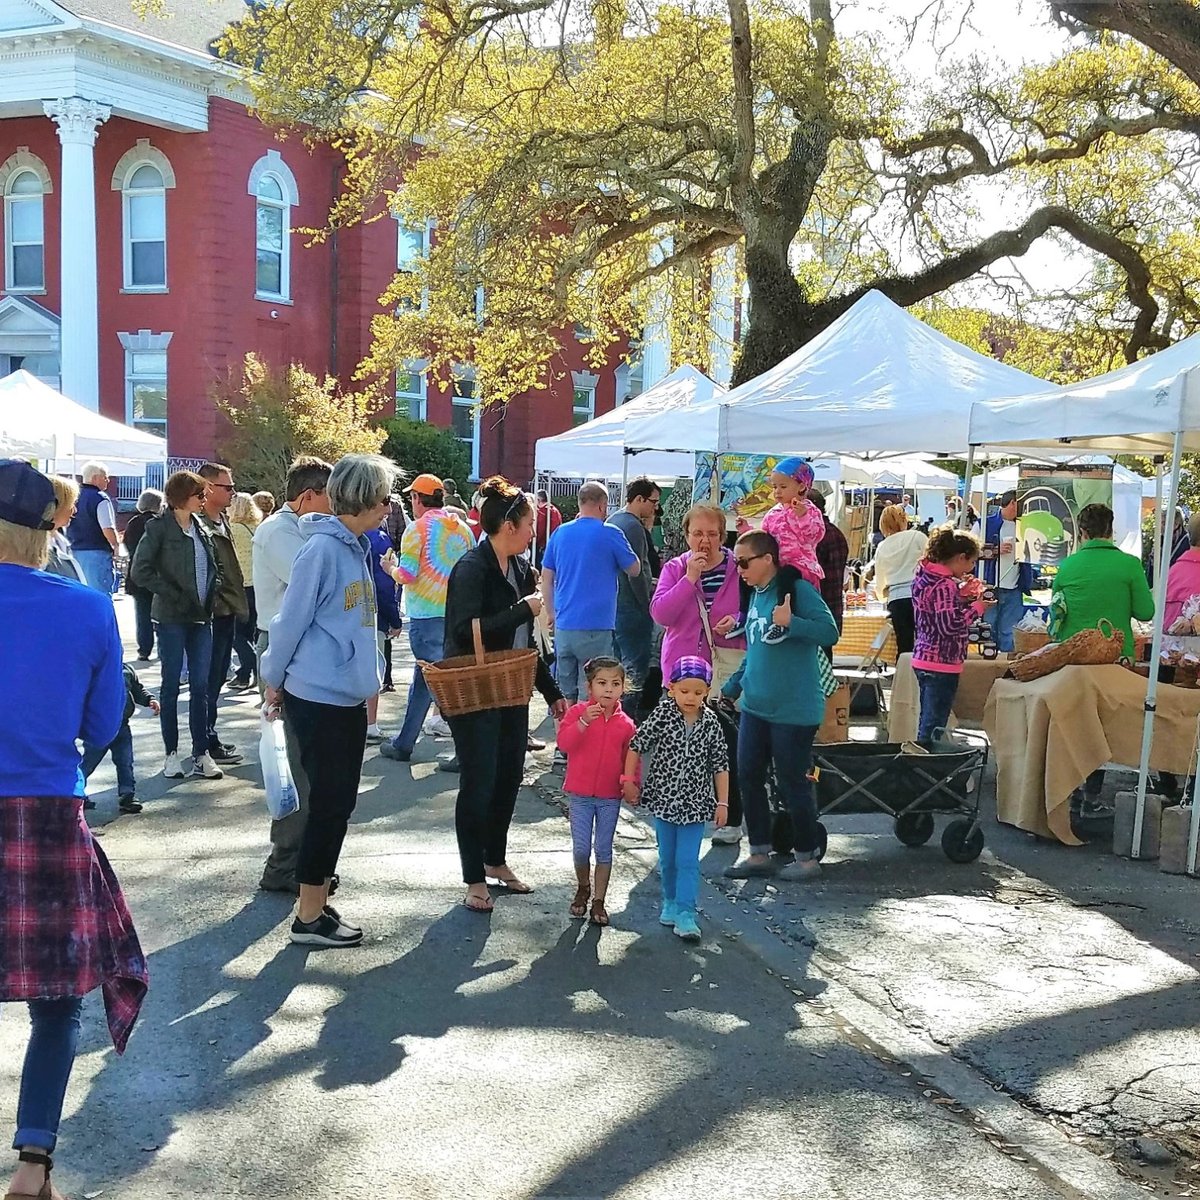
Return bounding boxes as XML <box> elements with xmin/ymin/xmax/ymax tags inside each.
<box><xmin>734</xmin><ymin>231</ymin><xmax>811</xmax><ymax>384</ymax></box>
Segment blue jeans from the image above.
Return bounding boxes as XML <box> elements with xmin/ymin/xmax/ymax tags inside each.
<box><xmin>554</xmin><ymin>628</ymin><xmax>614</xmax><ymax>703</ymax></box>
<box><xmin>157</xmin><ymin>622</ymin><xmax>213</xmax><ymax>757</ymax></box>
<box><xmin>613</xmin><ymin>605</ymin><xmax>653</xmax><ymax>689</ymax></box>
<box><xmin>738</xmin><ymin>710</ymin><xmax>820</xmax><ymax>856</ymax></box>
<box><xmin>81</xmin><ymin>720</ymin><xmax>135</xmax><ymax>797</ymax></box>
<box><xmin>233</xmin><ymin>587</ymin><xmax>257</xmax><ymax>678</ymax></box>
<box><xmin>654</xmin><ymin>818</ymin><xmax>706</xmax><ymax>914</ymax></box>
<box><xmin>74</xmin><ymin>549</ymin><xmax>114</xmax><ymax>594</ymax></box>
<box><xmin>207</xmin><ymin>615</ymin><xmax>237</xmax><ymax>753</ymax></box>
<box><xmin>984</xmin><ymin>586</ymin><xmax>1025</xmax><ymax>652</ymax></box>
<box><xmin>133</xmin><ymin>591</ymin><xmax>155</xmax><ymax>658</ymax></box>
<box><xmin>391</xmin><ymin>617</ymin><xmax>445</xmax><ymax>755</ymax></box>
<box><xmin>10</xmin><ymin>996</ymin><xmax>83</xmax><ymax>1152</ymax></box>
<box><xmin>568</xmin><ymin>794</ymin><xmax>621</xmax><ymax>866</ymax></box>
<box><xmin>915</xmin><ymin>669</ymin><xmax>960</xmax><ymax>741</ymax></box>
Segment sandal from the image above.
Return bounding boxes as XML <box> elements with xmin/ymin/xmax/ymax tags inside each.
<box><xmin>462</xmin><ymin>891</ymin><xmax>494</xmax><ymax>913</ymax></box>
<box><xmin>569</xmin><ymin>886</ymin><xmax>591</xmax><ymax>919</ymax></box>
<box><xmin>589</xmin><ymin>899</ymin><xmax>610</xmax><ymax>927</ymax></box>
<box><xmin>4</xmin><ymin>1149</ymin><xmax>56</xmax><ymax>1200</ymax></box>
<box><xmin>484</xmin><ymin>866</ymin><xmax>534</xmax><ymax>894</ymax></box>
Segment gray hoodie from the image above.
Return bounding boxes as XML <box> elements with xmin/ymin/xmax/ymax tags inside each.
<box><xmin>261</xmin><ymin>514</ymin><xmax>383</xmax><ymax>706</ymax></box>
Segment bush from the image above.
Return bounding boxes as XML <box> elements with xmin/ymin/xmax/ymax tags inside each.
<box><xmin>379</xmin><ymin>417</ymin><xmax>470</xmax><ymax>485</ymax></box>
<box><xmin>216</xmin><ymin>355</ymin><xmax>386</xmax><ymax>497</ymax></box>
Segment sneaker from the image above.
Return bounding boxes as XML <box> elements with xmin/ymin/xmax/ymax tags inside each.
<box><xmin>289</xmin><ymin>912</ymin><xmax>363</xmax><ymax>948</ymax></box>
<box><xmin>83</xmin><ymin>798</ymin><xmax>97</xmax><ymax>811</ymax></box>
<box><xmin>381</xmin><ymin>682</ymin><xmax>396</xmax><ymax>693</ymax></box>
<box><xmin>380</xmin><ymin>742</ymin><xmax>412</xmax><ymax>762</ymax></box>
<box><xmin>118</xmin><ymin>795</ymin><xmax>143</xmax><ymax>814</ymax></box>
<box><xmin>659</xmin><ymin>900</ymin><xmax>678</xmax><ymax>927</ymax></box>
<box><xmin>323</xmin><ymin>904</ymin><xmax>362</xmax><ymax>934</ymax></box>
<box><xmin>710</xmin><ymin>825</ymin><xmax>743</xmax><ymax>845</ymax></box>
<box><xmin>672</xmin><ymin>910</ymin><xmax>702</xmax><ymax>941</ymax></box>
<box><xmin>777</xmin><ymin>858</ymin><xmax>821</xmax><ymax>882</ymax></box>
<box><xmin>1079</xmin><ymin>798</ymin><xmax>1114</xmax><ymax>820</ymax></box>
<box><xmin>425</xmin><ymin>714</ymin><xmax>453</xmax><ymax>738</ymax></box>
<box><xmin>552</xmin><ymin>749</ymin><xmax>568</xmax><ymax>769</ymax></box>
<box><xmin>192</xmin><ymin>754</ymin><xmax>224</xmax><ymax>780</ymax></box>
<box><xmin>227</xmin><ymin>674</ymin><xmax>252</xmax><ymax>691</ymax></box>
<box><xmin>366</xmin><ymin>725</ymin><xmax>384</xmax><ymax>744</ymax></box>
<box><xmin>136</xmin><ymin>654</ymin><xmax>152</xmax><ymax>663</ymax></box>
<box><xmin>211</xmin><ymin>745</ymin><xmax>243</xmax><ymax>765</ymax></box>
<box><xmin>762</xmin><ymin>623</ymin><xmax>789</xmax><ymax>645</ymax></box>
<box><xmin>438</xmin><ymin>754</ymin><xmax>460</xmax><ymax>773</ymax></box>
<box><xmin>527</xmin><ymin>734</ymin><xmax>547</xmax><ymax>751</ymax></box>
<box><xmin>162</xmin><ymin>752</ymin><xmax>185</xmax><ymax>779</ymax></box>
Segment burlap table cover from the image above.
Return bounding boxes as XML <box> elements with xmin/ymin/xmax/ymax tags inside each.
<box><xmin>887</xmin><ymin>652</ymin><xmax>1013</xmax><ymax>742</ymax></box>
<box><xmin>983</xmin><ymin>664</ymin><xmax>1200</xmax><ymax>845</ymax></box>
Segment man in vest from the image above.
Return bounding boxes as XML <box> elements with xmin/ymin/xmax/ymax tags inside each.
<box><xmin>67</xmin><ymin>461</ymin><xmax>119</xmax><ymax>593</ymax></box>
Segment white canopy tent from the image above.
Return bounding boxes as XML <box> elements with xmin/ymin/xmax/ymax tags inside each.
<box><xmin>534</xmin><ymin>365</ymin><xmax>723</xmax><ymax>483</ymax></box>
<box><xmin>623</xmin><ymin>290</ymin><xmax>1050</xmax><ymax>459</ymax></box>
<box><xmin>968</xmin><ymin>339</ymin><xmax>1200</xmax><ymax>875</ymax></box>
<box><xmin>0</xmin><ymin>370</ymin><xmax>167</xmax><ymax>475</ymax></box>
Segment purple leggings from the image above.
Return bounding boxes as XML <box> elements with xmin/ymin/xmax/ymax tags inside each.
<box><xmin>568</xmin><ymin>795</ymin><xmax>621</xmax><ymax>866</ymax></box>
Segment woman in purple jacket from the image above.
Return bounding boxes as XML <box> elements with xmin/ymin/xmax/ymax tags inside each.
<box><xmin>650</xmin><ymin>502</ymin><xmax>746</xmax><ymax>689</ymax></box>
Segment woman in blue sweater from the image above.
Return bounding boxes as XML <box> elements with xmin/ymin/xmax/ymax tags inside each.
<box><xmin>721</xmin><ymin>529</ymin><xmax>840</xmax><ymax>882</ymax></box>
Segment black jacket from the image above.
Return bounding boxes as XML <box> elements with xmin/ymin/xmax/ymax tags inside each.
<box><xmin>131</xmin><ymin>511</ymin><xmax>220</xmax><ymax>624</ymax></box>
<box><xmin>444</xmin><ymin>539</ymin><xmax>562</xmax><ymax>706</ymax></box>
<box><xmin>123</xmin><ymin>511</ymin><xmax>154</xmax><ymax>596</ymax></box>
<box><xmin>122</xmin><ymin>663</ymin><xmax>155</xmax><ymax>723</ymax></box>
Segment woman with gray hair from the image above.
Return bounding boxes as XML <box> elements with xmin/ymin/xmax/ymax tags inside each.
<box><xmin>262</xmin><ymin>454</ymin><xmax>395</xmax><ymax>948</ymax></box>
<box><xmin>124</xmin><ymin>488</ymin><xmax>164</xmax><ymax>660</ymax></box>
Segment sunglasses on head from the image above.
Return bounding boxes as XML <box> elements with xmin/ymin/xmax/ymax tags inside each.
<box><xmin>734</xmin><ymin>552</ymin><xmax>768</xmax><ymax>570</ymax></box>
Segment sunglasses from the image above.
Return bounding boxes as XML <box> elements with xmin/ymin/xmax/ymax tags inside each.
<box><xmin>504</xmin><ymin>492</ymin><xmax>527</xmax><ymax>521</ymax></box>
<box><xmin>210</xmin><ymin>483</ymin><xmax>235</xmax><ymax>492</ymax></box>
<box><xmin>734</xmin><ymin>552</ymin><xmax>769</xmax><ymax>570</ymax></box>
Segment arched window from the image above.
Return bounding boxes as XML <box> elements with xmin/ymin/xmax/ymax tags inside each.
<box><xmin>254</xmin><ymin>174</ymin><xmax>289</xmax><ymax>299</ymax></box>
<box><xmin>122</xmin><ymin>162</ymin><xmax>167</xmax><ymax>289</ymax></box>
<box><xmin>4</xmin><ymin>168</ymin><xmax>45</xmax><ymax>292</ymax></box>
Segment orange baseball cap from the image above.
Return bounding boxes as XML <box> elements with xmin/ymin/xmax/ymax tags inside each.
<box><xmin>403</xmin><ymin>473</ymin><xmax>445</xmax><ymax>497</ymax></box>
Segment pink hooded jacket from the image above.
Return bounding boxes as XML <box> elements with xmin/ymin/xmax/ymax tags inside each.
<box><xmin>650</xmin><ymin>549</ymin><xmax>746</xmax><ymax>674</ymax></box>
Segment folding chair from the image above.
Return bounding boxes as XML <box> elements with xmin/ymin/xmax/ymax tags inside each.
<box><xmin>834</xmin><ymin>619</ymin><xmax>895</xmax><ymax>723</ymax></box>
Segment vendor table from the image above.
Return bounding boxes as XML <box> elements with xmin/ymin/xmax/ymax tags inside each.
<box><xmin>887</xmin><ymin>652</ymin><xmax>1012</xmax><ymax>742</ymax></box>
<box><xmin>983</xmin><ymin>664</ymin><xmax>1200</xmax><ymax>845</ymax></box>
<box><xmin>834</xmin><ymin>609</ymin><xmax>898</xmax><ymax>665</ymax></box>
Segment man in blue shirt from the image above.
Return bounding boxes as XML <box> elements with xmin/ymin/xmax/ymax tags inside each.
<box><xmin>542</xmin><ymin>481</ymin><xmax>640</xmax><ymax>707</ymax></box>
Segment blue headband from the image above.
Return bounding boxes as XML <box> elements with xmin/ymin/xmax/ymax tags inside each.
<box><xmin>670</xmin><ymin>656</ymin><xmax>713</xmax><ymax>685</ymax></box>
<box><xmin>775</xmin><ymin>456</ymin><xmax>815</xmax><ymax>488</ymax></box>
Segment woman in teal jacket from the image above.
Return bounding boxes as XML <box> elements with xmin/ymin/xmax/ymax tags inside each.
<box><xmin>720</xmin><ymin>529</ymin><xmax>839</xmax><ymax>883</ymax></box>
<box><xmin>1051</xmin><ymin>503</ymin><xmax>1154</xmax><ymax>657</ymax></box>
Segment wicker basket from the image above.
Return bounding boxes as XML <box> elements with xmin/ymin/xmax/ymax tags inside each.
<box><xmin>1007</xmin><ymin>619</ymin><xmax>1124</xmax><ymax>683</ymax></box>
<box><xmin>1012</xmin><ymin>627</ymin><xmax>1051</xmax><ymax>656</ymax></box>
<box><xmin>420</xmin><ymin>618</ymin><xmax>537</xmax><ymax>717</ymax></box>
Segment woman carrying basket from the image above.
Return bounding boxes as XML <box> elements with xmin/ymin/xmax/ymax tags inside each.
<box><xmin>442</xmin><ymin>477</ymin><xmax>567</xmax><ymax>913</ymax></box>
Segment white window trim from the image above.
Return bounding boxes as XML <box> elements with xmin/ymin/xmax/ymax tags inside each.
<box><xmin>249</xmin><ymin>151</ymin><xmax>298</xmax><ymax>303</ymax></box>
<box><xmin>113</xmin><ymin>141</ymin><xmax>174</xmax><ymax>294</ymax></box>
<box><xmin>572</xmin><ymin>369</ymin><xmax>598</xmax><ymax>426</ymax></box>
<box><xmin>396</xmin><ymin>360</ymin><xmax>428</xmax><ymax>421</ymax></box>
<box><xmin>395</xmin><ymin>215</ymin><xmax>433</xmax><ymax>313</ymax></box>
<box><xmin>3</xmin><ymin>166</ymin><xmax>47</xmax><ymax>295</ymax></box>
<box><xmin>119</xmin><ymin>329</ymin><xmax>171</xmax><ymax>436</ymax></box>
<box><xmin>451</xmin><ymin>366</ymin><xmax>481</xmax><ymax>481</ymax></box>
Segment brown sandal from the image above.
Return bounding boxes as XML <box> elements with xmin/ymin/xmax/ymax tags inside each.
<box><xmin>463</xmin><ymin>891</ymin><xmax>494</xmax><ymax>913</ymax></box>
<box><xmin>4</xmin><ymin>1150</ymin><xmax>55</xmax><ymax>1200</ymax></box>
<box><xmin>589</xmin><ymin>899</ymin><xmax>609</xmax><ymax>927</ymax></box>
<box><xmin>569</xmin><ymin>886</ymin><xmax>590</xmax><ymax>919</ymax></box>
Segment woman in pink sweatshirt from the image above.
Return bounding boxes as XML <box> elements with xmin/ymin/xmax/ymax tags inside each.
<box><xmin>556</xmin><ymin>657</ymin><xmax>637</xmax><ymax>927</ymax></box>
<box><xmin>911</xmin><ymin>527</ymin><xmax>992</xmax><ymax>742</ymax></box>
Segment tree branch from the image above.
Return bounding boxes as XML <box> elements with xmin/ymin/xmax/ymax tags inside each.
<box><xmin>1051</xmin><ymin>1</ymin><xmax>1200</xmax><ymax>89</ymax></box>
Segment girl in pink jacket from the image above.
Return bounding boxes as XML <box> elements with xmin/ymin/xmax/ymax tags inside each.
<box><xmin>556</xmin><ymin>657</ymin><xmax>637</xmax><ymax>927</ymax></box>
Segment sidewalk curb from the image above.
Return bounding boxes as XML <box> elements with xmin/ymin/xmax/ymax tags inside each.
<box><xmin>699</xmin><ymin>875</ymin><xmax>1149</xmax><ymax>1200</ymax></box>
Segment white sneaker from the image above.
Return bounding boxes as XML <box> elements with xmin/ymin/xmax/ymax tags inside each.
<box><xmin>162</xmin><ymin>752</ymin><xmax>185</xmax><ymax>779</ymax></box>
<box><xmin>710</xmin><ymin>825</ymin><xmax>743</xmax><ymax>845</ymax></box>
<box><xmin>191</xmin><ymin>753</ymin><xmax>224</xmax><ymax>780</ymax></box>
<box><xmin>425</xmin><ymin>715</ymin><xmax>452</xmax><ymax>738</ymax></box>
<box><xmin>366</xmin><ymin>725</ymin><xmax>383</xmax><ymax>744</ymax></box>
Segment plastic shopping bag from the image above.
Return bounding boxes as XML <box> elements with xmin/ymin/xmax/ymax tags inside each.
<box><xmin>260</xmin><ymin>711</ymin><xmax>299</xmax><ymax>820</ymax></box>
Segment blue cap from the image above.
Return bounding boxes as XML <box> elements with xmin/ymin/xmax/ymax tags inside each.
<box><xmin>0</xmin><ymin>459</ymin><xmax>55</xmax><ymax>531</ymax></box>
<box><xmin>774</xmin><ymin>457</ymin><xmax>815</xmax><ymax>488</ymax></box>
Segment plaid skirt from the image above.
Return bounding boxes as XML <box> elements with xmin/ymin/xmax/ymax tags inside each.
<box><xmin>0</xmin><ymin>796</ymin><xmax>148</xmax><ymax>1054</ymax></box>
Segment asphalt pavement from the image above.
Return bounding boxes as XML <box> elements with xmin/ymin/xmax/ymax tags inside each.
<box><xmin>0</xmin><ymin>597</ymin><xmax>1190</xmax><ymax>1199</ymax></box>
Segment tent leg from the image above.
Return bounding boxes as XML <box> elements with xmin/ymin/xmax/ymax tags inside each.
<box><xmin>620</xmin><ymin>450</ymin><xmax>630</xmax><ymax>502</ymax></box>
<box><xmin>1133</xmin><ymin>437</ymin><xmax>1183</xmax><ymax>857</ymax></box>
<box><xmin>960</xmin><ymin>446</ymin><xmax>975</xmax><ymax>531</ymax></box>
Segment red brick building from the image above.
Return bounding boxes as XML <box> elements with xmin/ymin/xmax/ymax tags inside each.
<box><xmin>0</xmin><ymin>0</ymin><xmax>647</xmax><ymax>486</ymax></box>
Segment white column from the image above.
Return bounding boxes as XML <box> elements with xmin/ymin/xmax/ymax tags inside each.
<box><xmin>44</xmin><ymin>97</ymin><xmax>110</xmax><ymax>412</ymax></box>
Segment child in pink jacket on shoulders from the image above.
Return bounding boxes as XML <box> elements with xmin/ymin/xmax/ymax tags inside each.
<box><xmin>556</xmin><ymin>657</ymin><xmax>637</xmax><ymax>928</ymax></box>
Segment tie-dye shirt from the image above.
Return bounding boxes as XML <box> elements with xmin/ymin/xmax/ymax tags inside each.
<box><xmin>396</xmin><ymin>509</ymin><xmax>475</xmax><ymax>619</ymax></box>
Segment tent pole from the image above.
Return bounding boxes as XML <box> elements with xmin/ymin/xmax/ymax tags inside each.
<box><xmin>1132</xmin><ymin>434</ymin><xmax>1184</xmax><ymax>857</ymax></box>
<box><xmin>620</xmin><ymin>448</ymin><xmax>630</xmax><ymax>500</ymax></box>
<box><xmin>960</xmin><ymin>446</ymin><xmax>975</xmax><ymax>531</ymax></box>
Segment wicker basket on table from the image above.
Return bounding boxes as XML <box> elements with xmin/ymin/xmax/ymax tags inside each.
<box><xmin>420</xmin><ymin>617</ymin><xmax>537</xmax><ymax>717</ymax></box>
<box><xmin>1007</xmin><ymin>619</ymin><xmax>1123</xmax><ymax>683</ymax></box>
<box><xmin>1012</xmin><ymin>627</ymin><xmax>1051</xmax><ymax>656</ymax></box>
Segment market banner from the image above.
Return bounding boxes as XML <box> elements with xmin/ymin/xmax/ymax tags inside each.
<box><xmin>1016</xmin><ymin>464</ymin><xmax>1115</xmax><ymax>567</ymax></box>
